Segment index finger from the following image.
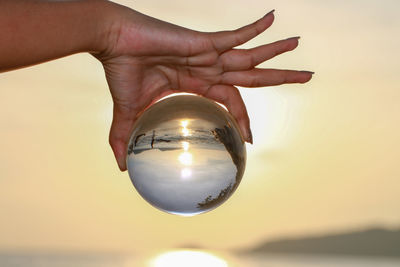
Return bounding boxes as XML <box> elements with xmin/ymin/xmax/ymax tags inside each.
<box><xmin>211</xmin><ymin>10</ymin><xmax>275</xmax><ymax>53</ymax></box>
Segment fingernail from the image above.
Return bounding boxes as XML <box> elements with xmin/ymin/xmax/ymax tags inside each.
<box><xmin>286</xmin><ymin>36</ymin><xmax>300</xmax><ymax>41</ymax></box>
<box><xmin>248</xmin><ymin>129</ymin><xmax>253</xmax><ymax>145</ymax></box>
<box><xmin>302</xmin><ymin>71</ymin><xmax>315</xmax><ymax>75</ymax></box>
<box><xmin>115</xmin><ymin>146</ymin><xmax>127</xmax><ymax>171</ymax></box>
<box><xmin>116</xmin><ymin>156</ymin><xmax>124</xmax><ymax>171</ymax></box>
<box><xmin>265</xmin><ymin>9</ymin><xmax>275</xmax><ymax>17</ymax></box>
<box><xmin>118</xmin><ymin>159</ymin><xmax>127</xmax><ymax>172</ymax></box>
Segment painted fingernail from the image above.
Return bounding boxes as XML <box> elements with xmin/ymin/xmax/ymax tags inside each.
<box><xmin>301</xmin><ymin>70</ymin><xmax>315</xmax><ymax>74</ymax></box>
<box><xmin>288</xmin><ymin>36</ymin><xmax>301</xmax><ymax>40</ymax></box>
<box><xmin>117</xmin><ymin>146</ymin><xmax>127</xmax><ymax>171</ymax></box>
<box><xmin>248</xmin><ymin>129</ymin><xmax>253</xmax><ymax>145</ymax></box>
<box><xmin>265</xmin><ymin>9</ymin><xmax>275</xmax><ymax>17</ymax></box>
<box><xmin>117</xmin><ymin>157</ymin><xmax>125</xmax><ymax>171</ymax></box>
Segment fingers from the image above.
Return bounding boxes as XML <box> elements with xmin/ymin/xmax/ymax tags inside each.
<box><xmin>222</xmin><ymin>69</ymin><xmax>314</xmax><ymax>87</ymax></box>
<box><xmin>202</xmin><ymin>85</ymin><xmax>252</xmax><ymax>143</ymax></box>
<box><xmin>220</xmin><ymin>37</ymin><xmax>300</xmax><ymax>72</ymax></box>
<box><xmin>211</xmin><ymin>10</ymin><xmax>275</xmax><ymax>53</ymax></box>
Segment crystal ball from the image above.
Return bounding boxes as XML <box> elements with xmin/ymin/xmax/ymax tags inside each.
<box><xmin>126</xmin><ymin>95</ymin><xmax>246</xmax><ymax>216</ymax></box>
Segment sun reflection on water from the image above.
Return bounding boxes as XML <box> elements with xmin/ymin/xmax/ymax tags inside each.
<box><xmin>179</xmin><ymin>141</ymin><xmax>192</xmax><ymax>179</ymax></box>
<box><xmin>150</xmin><ymin>250</ymin><xmax>228</xmax><ymax>267</ymax></box>
<box><xmin>178</xmin><ymin>152</ymin><xmax>193</xmax><ymax>166</ymax></box>
<box><xmin>181</xmin><ymin>120</ymin><xmax>190</xmax><ymax>136</ymax></box>
<box><xmin>182</xmin><ymin>141</ymin><xmax>189</xmax><ymax>151</ymax></box>
<box><xmin>180</xmin><ymin>168</ymin><xmax>192</xmax><ymax>179</ymax></box>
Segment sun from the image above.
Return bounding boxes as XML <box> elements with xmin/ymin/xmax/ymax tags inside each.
<box><xmin>151</xmin><ymin>250</ymin><xmax>228</xmax><ymax>267</ymax></box>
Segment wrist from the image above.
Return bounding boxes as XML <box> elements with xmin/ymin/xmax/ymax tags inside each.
<box><xmin>89</xmin><ymin>0</ymin><xmax>126</xmax><ymax>57</ymax></box>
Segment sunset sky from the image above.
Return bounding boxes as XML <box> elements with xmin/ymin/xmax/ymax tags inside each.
<box><xmin>0</xmin><ymin>0</ymin><xmax>399</xmax><ymax>254</ymax></box>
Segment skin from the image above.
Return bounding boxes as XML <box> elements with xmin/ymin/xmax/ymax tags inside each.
<box><xmin>0</xmin><ymin>0</ymin><xmax>313</xmax><ymax>171</ymax></box>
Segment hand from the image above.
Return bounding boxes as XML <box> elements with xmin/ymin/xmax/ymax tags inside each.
<box><xmin>96</xmin><ymin>7</ymin><xmax>313</xmax><ymax>171</ymax></box>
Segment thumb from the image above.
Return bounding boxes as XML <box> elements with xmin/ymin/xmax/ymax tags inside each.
<box><xmin>109</xmin><ymin>103</ymin><xmax>139</xmax><ymax>171</ymax></box>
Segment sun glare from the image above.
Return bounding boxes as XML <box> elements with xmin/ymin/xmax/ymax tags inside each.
<box><xmin>151</xmin><ymin>250</ymin><xmax>228</xmax><ymax>267</ymax></box>
<box><xmin>181</xmin><ymin>141</ymin><xmax>189</xmax><ymax>151</ymax></box>
<box><xmin>181</xmin><ymin>168</ymin><xmax>192</xmax><ymax>179</ymax></box>
<box><xmin>181</xmin><ymin>120</ymin><xmax>190</xmax><ymax>136</ymax></box>
<box><xmin>178</xmin><ymin>152</ymin><xmax>192</xmax><ymax>166</ymax></box>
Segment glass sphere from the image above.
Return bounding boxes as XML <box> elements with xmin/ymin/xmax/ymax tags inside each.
<box><xmin>126</xmin><ymin>95</ymin><xmax>246</xmax><ymax>216</ymax></box>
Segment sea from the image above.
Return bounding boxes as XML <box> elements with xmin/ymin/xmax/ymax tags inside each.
<box><xmin>130</xmin><ymin>127</ymin><xmax>224</xmax><ymax>154</ymax></box>
<box><xmin>1</xmin><ymin>251</ymin><xmax>400</xmax><ymax>267</ymax></box>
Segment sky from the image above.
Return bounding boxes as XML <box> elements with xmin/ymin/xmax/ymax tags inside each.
<box><xmin>0</xmin><ymin>0</ymin><xmax>399</xmax><ymax>254</ymax></box>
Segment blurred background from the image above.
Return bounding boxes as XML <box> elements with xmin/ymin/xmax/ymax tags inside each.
<box><xmin>1</xmin><ymin>0</ymin><xmax>399</xmax><ymax>266</ymax></box>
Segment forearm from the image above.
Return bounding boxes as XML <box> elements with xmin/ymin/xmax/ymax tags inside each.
<box><xmin>0</xmin><ymin>0</ymin><xmax>116</xmax><ymax>72</ymax></box>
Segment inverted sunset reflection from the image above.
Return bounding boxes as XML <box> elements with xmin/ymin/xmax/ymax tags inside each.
<box><xmin>126</xmin><ymin>95</ymin><xmax>245</xmax><ymax>215</ymax></box>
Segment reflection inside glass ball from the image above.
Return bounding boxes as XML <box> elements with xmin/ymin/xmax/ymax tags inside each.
<box><xmin>126</xmin><ymin>95</ymin><xmax>246</xmax><ymax>216</ymax></box>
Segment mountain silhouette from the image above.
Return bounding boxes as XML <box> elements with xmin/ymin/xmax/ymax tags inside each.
<box><xmin>242</xmin><ymin>227</ymin><xmax>400</xmax><ymax>258</ymax></box>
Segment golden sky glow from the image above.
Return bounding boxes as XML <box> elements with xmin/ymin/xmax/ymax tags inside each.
<box><xmin>0</xmin><ymin>0</ymin><xmax>399</xmax><ymax>254</ymax></box>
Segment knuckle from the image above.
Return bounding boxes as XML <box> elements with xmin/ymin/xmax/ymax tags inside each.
<box><xmin>249</xmin><ymin>74</ymin><xmax>260</xmax><ymax>87</ymax></box>
<box><xmin>250</xmin><ymin>79</ymin><xmax>259</xmax><ymax>87</ymax></box>
<box><xmin>241</xmin><ymin>50</ymin><xmax>255</xmax><ymax>69</ymax></box>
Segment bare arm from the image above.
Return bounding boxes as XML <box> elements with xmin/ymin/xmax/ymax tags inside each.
<box><xmin>0</xmin><ymin>0</ymin><xmax>113</xmax><ymax>71</ymax></box>
<box><xmin>0</xmin><ymin>0</ymin><xmax>313</xmax><ymax>171</ymax></box>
